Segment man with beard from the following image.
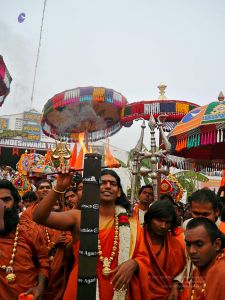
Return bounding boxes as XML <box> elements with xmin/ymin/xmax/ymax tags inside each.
<box><xmin>185</xmin><ymin>217</ymin><xmax>225</xmax><ymax>299</ymax></box>
<box><xmin>133</xmin><ymin>184</ymin><xmax>154</xmax><ymax>225</ymax></box>
<box><xmin>33</xmin><ymin>167</ymin><xmax>150</xmax><ymax>300</ymax></box>
<box><xmin>143</xmin><ymin>200</ymin><xmax>186</xmax><ymax>299</ymax></box>
<box><xmin>0</xmin><ymin>179</ymin><xmax>50</xmax><ymax>300</ymax></box>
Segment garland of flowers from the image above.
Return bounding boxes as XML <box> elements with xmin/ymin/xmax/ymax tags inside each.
<box><xmin>96</xmin><ymin>205</ymin><xmax>130</xmax><ymax>300</ymax></box>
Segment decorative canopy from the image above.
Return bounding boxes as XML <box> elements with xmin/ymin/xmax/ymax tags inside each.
<box><xmin>169</xmin><ymin>93</ymin><xmax>225</xmax><ymax>162</ymax></box>
<box><xmin>41</xmin><ymin>86</ymin><xmax>127</xmax><ymax>142</ymax></box>
<box><xmin>0</xmin><ymin>55</ymin><xmax>12</xmax><ymax>106</ymax></box>
<box><xmin>121</xmin><ymin>83</ymin><xmax>199</xmax><ymax>132</ymax></box>
<box><xmin>41</xmin><ymin>84</ymin><xmax>199</xmax><ymax>143</ymax></box>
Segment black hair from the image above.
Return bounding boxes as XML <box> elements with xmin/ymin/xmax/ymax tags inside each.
<box><xmin>65</xmin><ymin>186</ymin><xmax>77</xmax><ymax>195</ymax></box>
<box><xmin>144</xmin><ymin>200</ymin><xmax>178</xmax><ymax>234</ymax></box>
<box><xmin>160</xmin><ymin>193</ymin><xmax>175</xmax><ymax>205</ymax></box>
<box><xmin>101</xmin><ymin>169</ymin><xmax>132</xmax><ymax>215</ymax></box>
<box><xmin>139</xmin><ymin>184</ymin><xmax>153</xmax><ymax>195</ymax></box>
<box><xmin>186</xmin><ymin>217</ymin><xmax>225</xmax><ymax>249</ymax></box>
<box><xmin>0</xmin><ymin>179</ymin><xmax>21</xmax><ymax>204</ymax></box>
<box><xmin>22</xmin><ymin>191</ymin><xmax>38</xmax><ymax>202</ymax></box>
<box><xmin>189</xmin><ymin>189</ymin><xmax>220</xmax><ymax>211</ymax></box>
<box><xmin>36</xmin><ymin>179</ymin><xmax>52</xmax><ymax>190</ymax></box>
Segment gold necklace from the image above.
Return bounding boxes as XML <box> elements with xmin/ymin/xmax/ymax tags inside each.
<box><xmin>0</xmin><ymin>224</ymin><xmax>19</xmax><ymax>283</ymax></box>
<box><xmin>45</xmin><ymin>228</ymin><xmax>55</xmax><ymax>261</ymax></box>
<box><xmin>191</xmin><ymin>282</ymin><xmax>206</xmax><ymax>300</ymax></box>
<box><xmin>98</xmin><ymin>215</ymin><xmax>119</xmax><ymax>277</ymax></box>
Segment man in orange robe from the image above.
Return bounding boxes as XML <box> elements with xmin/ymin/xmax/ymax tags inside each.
<box><xmin>33</xmin><ymin>168</ymin><xmax>150</xmax><ymax>300</ymax></box>
<box><xmin>144</xmin><ymin>200</ymin><xmax>186</xmax><ymax>300</ymax></box>
<box><xmin>185</xmin><ymin>217</ymin><xmax>225</xmax><ymax>299</ymax></box>
<box><xmin>133</xmin><ymin>184</ymin><xmax>154</xmax><ymax>225</ymax></box>
<box><xmin>0</xmin><ymin>179</ymin><xmax>50</xmax><ymax>300</ymax></box>
<box><xmin>172</xmin><ymin>188</ymin><xmax>225</xmax><ymax>299</ymax></box>
<box><xmin>20</xmin><ymin>179</ymin><xmax>72</xmax><ymax>300</ymax></box>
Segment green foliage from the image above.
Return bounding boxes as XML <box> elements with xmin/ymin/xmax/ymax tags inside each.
<box><xmin>173</xmin><ymin>170</ymin><xmax>209</xmax><ymax>199</ymax></box>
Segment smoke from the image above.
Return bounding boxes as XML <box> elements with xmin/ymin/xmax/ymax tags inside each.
<box><xmin>49</xmin><ymin>103</ymin><xmax>106</xmax><ymax>135</ymax></box>
<box><xmin>0</xmin><ymin>21</ymin><xmax>34</xmax><ymax>113</ymax></box>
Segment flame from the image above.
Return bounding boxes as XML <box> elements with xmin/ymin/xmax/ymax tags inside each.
<box><xmin>79</xmin><ymin>133</ymin><xmax>88</xmax><ymax>154</ymax></box>
<box><xmin>104</xmin><ymin>142</ymin><xmax>121</xmax><ymax>168</ymax></box>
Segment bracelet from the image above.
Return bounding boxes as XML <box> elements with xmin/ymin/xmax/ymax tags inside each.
<box><xmin>52</xmin><ymin>186</ymin><xmax>66</xmax><ymax>194</ymax></box>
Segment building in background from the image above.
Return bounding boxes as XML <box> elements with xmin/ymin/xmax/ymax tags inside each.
<box><xmin>0</xmin><ymin>109</ymin><xmax>56</xmax><ymax>168</ymax></box>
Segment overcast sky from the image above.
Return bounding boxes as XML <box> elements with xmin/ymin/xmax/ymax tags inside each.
<box><xmin>1</xmin><ymin>0</ymin><xmax>225</xmax><ymax>151</ymax></box>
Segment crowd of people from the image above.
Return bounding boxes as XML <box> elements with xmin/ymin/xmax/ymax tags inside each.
<box><xmin>1</xmin><ymin>166</ymin><xmax>225</xmax><ymax>300</ymax></box>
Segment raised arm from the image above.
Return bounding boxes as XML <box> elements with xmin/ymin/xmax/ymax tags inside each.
<box><xmin>33</xmin><ymin>167</ymin><xmax>80</xmax><ymax>232</ymax></box>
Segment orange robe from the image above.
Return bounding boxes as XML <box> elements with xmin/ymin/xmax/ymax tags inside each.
<box><xmin>21</xmin><ymin>203</ymin><xmax>72</xmax><ymax>300</ymax></box>
<box><xmin>219</xmin><ymin>221</ymin><xmax>225</xmax><ymax>233</ymax></box>
<box><xmin>190</xmin><ymin>249</ymin><xmax>225</xmax><ymax>300</ymax></box>
<box><xmin>43</xmin><ymin>229</ymin><xmax>72</xmax><ymax>300</ymax></box>
<box><xmin>144</xmin><ymin>229</ymin><xmax>186</xmax><ymax>300</ymax></box>
<box><xmin>63</xmin><ymin>217</ymin><xmax>150</xmax><ymax>300</ymax></box>
<box><xmin>174</xmin><ymin>227</ymin><xmax>186</xmax><ymax>251</ymax></box>
<box><xmin>0</xmin><ymin>224</ymin><xmax>50</xmax><ymax>300</ymax></box>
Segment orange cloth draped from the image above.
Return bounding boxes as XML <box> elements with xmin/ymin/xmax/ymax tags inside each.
<box><xmin>43</xmin><ymin>229</ymin><xmax>72</xmax><ymax>300</ymax></box>
<box><xmin>190</xmin><ymin>249</ymin><xmax>225</xmax><ymax>300</ymax></box>
<box><xmin>144</xmin><ymin>229</ymin><xmax>186</xmax><ymax>300</ymax></box>
<box><xmin>21</xmin><ymin>204</ymin><xmax>72</xmax><ymax>300</ymax></box>
<box><xmin>63</xmin><ymin>217</ymin><xmax>150</xmax><ymax>300</ymax></box>
<box><xmin>174</xmin><ymin>227</ymin><xmax>185</xmax><ymax>251</ymax></box>
<box><xmin>0</xmin><ymin>224</ymin><xmax>50</xmax><ymax>300</ymax></box>
<box><xmin>219</xmin><ymin>221</ymin><xmax>225</xmax><ymax>233</ymax></box>
<box><xmin>133</xmin><ymin>204</ymin><xmax>139</xmax><ymax>219</ymax></box>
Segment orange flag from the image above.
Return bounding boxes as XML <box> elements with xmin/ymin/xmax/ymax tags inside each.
<box><xmin>74</xmin><ymin>148</ymin><xmax>84</xmax><ymax>170</ymax></box>
<box><xmin>220</xmin><ymin>170</ymin><xmax>225</xmax><ymax>187</ymax></box>
<box><xmin>70</xmin><ymin>143</ymin><xmax>77</xmax><ymax>167</ymax></box>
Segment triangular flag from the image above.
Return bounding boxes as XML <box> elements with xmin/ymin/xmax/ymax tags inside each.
<box><xmin>74</xmin><ymin>148</ymin><xmax>84</xmax><ymax>170</ymax></box>
<box><xmin>70</xmin><ymin>143</ymin><xmax>77</xmax><ymax>167</ymax></box>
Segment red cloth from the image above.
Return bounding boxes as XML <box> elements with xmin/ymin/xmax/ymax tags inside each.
<box><xmin>63</xmin><ymin>217</ymin><xmax>150</xmax><ymax>300</ymax></box>
<box><xmin>0</xmin><ymin>224</ymin><xmax>50</xmax><ymax>300</ymax></box>
<box><xmin>144</xmin><ymin>229</ymin><xmax>186</xmax><ymax>300</ymax></box>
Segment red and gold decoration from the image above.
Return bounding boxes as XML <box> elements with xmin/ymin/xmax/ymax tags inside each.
<box><xmin>160</xmin><ymin>174</ymin><xmax>184</xmax><ymax>202</ymax></box>
<box><xmin>12</xmin><ymin>173</ymin><xmax>31</xmax><ymax>196</ymax></box>
<box><xmin>51</xmin><ymin>140</ymin><xmax>72</xmax><ymax>168</ymax></box>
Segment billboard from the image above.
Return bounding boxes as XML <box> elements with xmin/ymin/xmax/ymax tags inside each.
<box><xmin>23</xmin><ymin>111</ymin><xmax>41</xmax><ymax>123</ymax></box>
<box><xmin>0</xmin><ymin>118</ymin><xmax>9</xmax><ymax>130</ymax></box>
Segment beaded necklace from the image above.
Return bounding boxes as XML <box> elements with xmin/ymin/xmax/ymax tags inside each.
<box><xmin>45</xmin><ymin>228</ymin><xmax>56</xmax><ymax>261</ymax></box>
<box><xmin>0</xmin><ymin>224</ymin><xmax>19</xmax><ymax>283</ymax></box>
<box><xmin>98</xmin><ymin>215</ymin><xmax>119</xmax><ymax>277</ymax></box>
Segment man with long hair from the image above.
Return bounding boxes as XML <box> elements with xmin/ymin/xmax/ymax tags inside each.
<box><xmin>144</xmin><ymin>200</ymin><xmax>186</xmax><ymax>300</ymax></box>
<box><xmin>33</xmin><ymin>167</ymin><xmax>150</xmax><ymax>300</ymax></box>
